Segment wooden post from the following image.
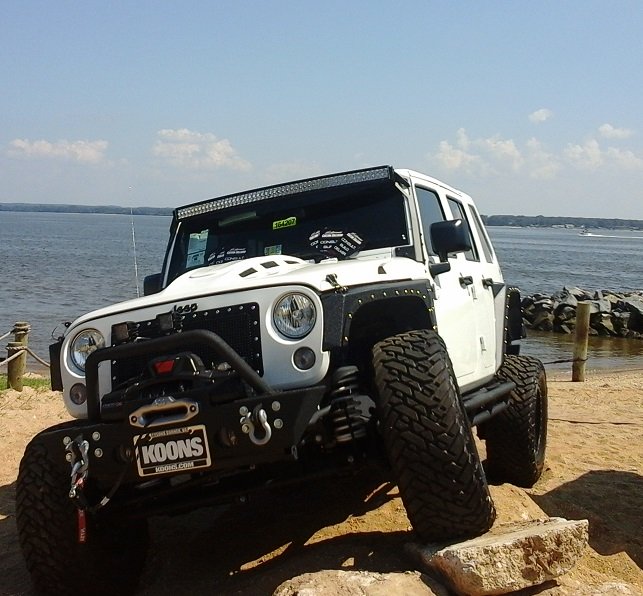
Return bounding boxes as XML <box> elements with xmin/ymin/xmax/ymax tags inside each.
<box><xmin>13</xmin><ymin>321</ymin><xmax>30</xmax><ymax>346</ymax></box>
<box><xmin>572</xmin><ymin>303</ymin><xmax>591</xmax><ymax>382</ymax></box>
<box><xmin>7</xmin><ymin>322</ymin><xmax>30</xmax><ymax>391</ymax></box>
<box><xmin>7</xmin><ymin>342</ymin><xmax>26</xmax><ymax>390</ymax></box>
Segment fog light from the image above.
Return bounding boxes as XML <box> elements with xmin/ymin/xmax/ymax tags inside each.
<box><xmin>69</xmin><ymin>383</ymin><xmax>87</xmax><ymax>405</ymax></box>
<box><xmin>293</xmin><ymin>347</ymin><xmax>316</xmax><ymax>370</ymax></box>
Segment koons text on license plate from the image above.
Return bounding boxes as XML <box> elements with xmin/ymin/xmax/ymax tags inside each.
<box><xmin>133</xmin><ymin>424</ymin><xmax>211</xmax><ymax>477</ymax></box>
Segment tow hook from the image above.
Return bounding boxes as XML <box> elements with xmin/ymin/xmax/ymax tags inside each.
<box><xmin>240</xmin><ymin>404</ymin><xmax>272</xmax><ymax>446</ymax></box>
<box><xmin>65</xmin><ymin>436</ymin><xmax>90</xmax><ymax>543</ymax></box>
<box><xmin>66</xmin><ymin>436</ymin><xmax>90</xmax><ymax>502</ymax></box>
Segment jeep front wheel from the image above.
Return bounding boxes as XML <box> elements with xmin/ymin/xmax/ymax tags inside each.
<box><xmin>16</xmin><ymin>432</ymin><xmax>149</xmax><ymax>596</ymax></box>
<box><xmin>372</xmin><ymin>329</ymin><xmax>495</xmax><ymax>542</ymax></box>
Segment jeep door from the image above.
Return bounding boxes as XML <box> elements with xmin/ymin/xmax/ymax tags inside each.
<box><xmin>445</xmin><ymin>196</ymin><xmax>500</xmax><ymax>377</ymax></box>
<box><xmin>412</xmin><ymin>181</ymin><xmax>496</xmax><ymax>391</ymax></box>
<box><xmin>413</xmin><ymin>182</ymin><xmax>478</xmax><ymax>384</ymax></box>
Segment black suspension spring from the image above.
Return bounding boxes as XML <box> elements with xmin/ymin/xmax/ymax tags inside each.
<box><xmin>329</xmin><ymin>367</ymin><xmax>367</xmax><ymax>443</ymax></box>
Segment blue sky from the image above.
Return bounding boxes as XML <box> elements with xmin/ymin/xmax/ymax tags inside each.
<box><xmin>2</xmin><ymin>1</ymin><xmax>642</xmax><ymax>218</ymax></box>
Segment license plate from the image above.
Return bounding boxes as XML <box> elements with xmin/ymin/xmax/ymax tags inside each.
<box><xmin>133</xmin><ymin>424</ymin><xmax>211</xmax><ymax>477</ymax></box>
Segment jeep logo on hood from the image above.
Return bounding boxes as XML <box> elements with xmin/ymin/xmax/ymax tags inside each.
<box><xmin>173</xmin><ymin>302</ymin><xmax>198</xmax><ymax>314</ymax></box>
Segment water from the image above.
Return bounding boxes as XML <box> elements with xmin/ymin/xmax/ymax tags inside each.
<box><xmin>488</xmin><ymin>226</ymin><xmax>643</xmax><ymax>295</ymax></box>
<box><xmin>0</xmin><ymin>211</ymin><xmax>171</xmax><ymax>368</ymax></box>
<box><xmin>1</xmin><ymin>212</ymin><xmax>642</xmax><ymax>372</ymax></box>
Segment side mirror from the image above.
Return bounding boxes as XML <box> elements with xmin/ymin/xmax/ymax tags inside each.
<box><xmin>143</xmin><ymin>273</ymin><xmax>162</xmax><ymax>296</ymax></box>
<box><xmin>430</xmin><ymin>219</ymin><xmax>472</xmax><ymax>262</ymax></box>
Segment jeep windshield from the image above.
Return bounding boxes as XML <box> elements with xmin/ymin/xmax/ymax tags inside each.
<box><xmin>166</xmin><ymin>179</ymin><xmax>410</xmax><ymax>283</ymax></box>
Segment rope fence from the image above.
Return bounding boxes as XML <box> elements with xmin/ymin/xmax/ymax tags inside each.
<box><xmin>1</xmin><ymin>322</ymin><xmax>50</xmax><ymax>391</ymax></box>
<box><xmin>0</xmin><ymin>346</ymin><xmax>51</xmax><ymax>369</ymax></box>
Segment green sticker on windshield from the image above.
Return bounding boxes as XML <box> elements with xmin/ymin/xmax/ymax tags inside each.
<box><xmin>272</xmin><ymin>216</ymin><xmax>297</xmax><ymax>230</ymax></box>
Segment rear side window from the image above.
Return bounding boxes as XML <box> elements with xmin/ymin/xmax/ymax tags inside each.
<box><xmin>415</xmin><ymin>186</ymin><xmax>446</xmax><ymax>255</ymax></box>
<box><xmin>447</xmin><ymin>198</ymin><xmax>478</xmax><ymax>262</ymax></box>
<box><xmin>468</xmin><ymin>205</ymin><xmax>494</xmax><ymax>263</ymax></box>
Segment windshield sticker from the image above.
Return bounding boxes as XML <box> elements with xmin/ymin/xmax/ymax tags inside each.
<box><xmin>264</xmin><ymin>244</ymin><xmax>282</xmax><ymax>256</ymax></box>
<box><xmin>187</xmin><ymin>230</ymin><xmax>208</xmax><ymax>253</ymax></box>
<box><xmin>208</xmin><ymin>247</ymin><xmax>247</xmax><ymax>265</ymax></box>
<box><xmin>186</xmin><ymin>230</ymin><xmax>208</xmax><ymax>267</ymax></box>
<box><xmin>272</xmin><ymin>216</ymin><xmax>297</xmax><ymax>230</ymax></box>
<box><xmin>309</xmin><ymin>229</ymin><xmax>364</xmax><ymax>258</ymax></box>
<box><xmin>186</xmin><ymin>251</ymin><xmax>205</xmax><ymax>267</ymax></box>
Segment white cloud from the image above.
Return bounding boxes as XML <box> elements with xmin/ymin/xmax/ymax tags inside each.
<box><xmin>433</xmin><ymin>139</ymin><xmax>486</xmax><ymax>175</ymax></box>
<box><xmin>525</xmin><ymin>138</ymin><xmax>560</xmax><ymax>179</ymax></box>
<box><xmin>564</xmin><ymin>139</ymin><xmax>604</xmax><ymax>168</ymax></box>
<box><xmin>7</xmin><ymin>138</ymin><xmax>108</xmax><ymax>163</ymax></box>
<box><xmin>564</xmin><ymin>138</ymin><xmax>643</xmax><ymax>170</ymax></box>
<box><xmin>598</xmin><ymin>123</ymin><xmax>633</xmax><ymax>139</ymax></box>
<box><xmin>434</xmin><ymin>127</ymin><xmax>643</xmax><ymax>181</ymax></box>
<box><xmin>605</xmin><ymin>146</ymin><xmax>643</xmax><ymax>169</ymax></box>
<box><xmin>432</xmin><ymin>128</ymin><xmax>520</xmax><ymax>175</ymax></box>
<box><xmin>478</xmin><ymin>135</ymin><xmax>524</xmax><ymax>170</ymax></box>
<box><xmin>152</xmin><ymin>128</ymin><xmax>250</xmax><ymax>170</ymax></box>
<box><xmin>529</xmin><ymin>108</ymin><xmax>553</xmax><ymax>124</ymax></box>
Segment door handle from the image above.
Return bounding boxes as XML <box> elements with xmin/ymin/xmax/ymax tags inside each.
<box><xmin>482</xmin><ymin>277</ymin><xmax>494</xmax><ymax>288</ymax></box>
<box><xmin>459</xmin><ymin>275</ymin><xmax>473</xmax><ymax>288</ymax></box>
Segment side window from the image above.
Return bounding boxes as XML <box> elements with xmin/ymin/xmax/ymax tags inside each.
<box><xmin>468</xmin><ymin>205</ymin><xmax>495</xmax><ymax>263</ymax></box>
<box><xmin>415</xmin><ymin>186</ymin><xmax>446</xmax><ymax>255</ymax></box>
<box><xmin>447</xmin><ymin>198</ymin><xmax>479</xmax><ymax>262</ymax></box>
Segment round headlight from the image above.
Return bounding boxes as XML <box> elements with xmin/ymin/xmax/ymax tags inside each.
<box><xmin>70</xmin><ymin>328</ymin><xmax>105</xmax><ymax>371</ymax></box>
<box><xmin>273</xmin><ymin>293</ymin><xmax>316</xmax><ymax>339</ymax></box>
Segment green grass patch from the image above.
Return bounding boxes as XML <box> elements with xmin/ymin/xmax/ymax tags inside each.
<box><xmin>1</xmin><ymin>373</ymin><xmax>51</xmax><ymax>391</ymax></box>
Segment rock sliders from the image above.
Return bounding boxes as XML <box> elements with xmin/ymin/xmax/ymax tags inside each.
<box><xmin>522</xmin><ymin>287</ymin><xmax>643</xmax><ymax>338</ymax></box>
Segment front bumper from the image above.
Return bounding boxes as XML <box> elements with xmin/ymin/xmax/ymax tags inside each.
<box><xmin>39</xmin><ymin>330</ymin><xmax>326</xmax><ymax>490</ymax></box>
<box><xmin>37</xmin><ymin>382</ymin><xmax>326</xmax><ymax>487</ymax></box>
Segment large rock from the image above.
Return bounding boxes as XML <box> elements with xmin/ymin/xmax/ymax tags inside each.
<box><xmin>552</xmin><ymin>290</ymin><xmax>578</xmax><ymax>309</ymax></box>
<box><xmin>619</xmin><ymin>296</ymin><xmax>643</xmax><ymax>332</ymax></box>
<box><xmin>563</xmin><ymin>286</ymin><xmax>592</xmax><ymax>300</ymax></box>
<box><xmin>410</xmin><ymin>518</ymin><xmax>589</xmax><ymax>596</ymax></box>
<box><xmin>273</xmin><ymin>570</ymin><xmax>444</xmax><ymax>596</ymax></box>
<box><xmin>588</xmin><ymin>299</ymin><xmax>611</xmax><ymax>314</ymax></box>
<box><xmin>591</xmin><ymin>313</ymin><xmax>616</xmax><ymax>336</ymax></box>
<box><xmin>533</xmin><ymin>310</ymin><xmax>554</xmax><ymax>331</ymax></box>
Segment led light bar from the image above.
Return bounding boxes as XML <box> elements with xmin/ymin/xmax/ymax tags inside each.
<box><xmin>176</xmin><ymin>166</ymin><xmax>394</xmax><ymax>220</ymax></box>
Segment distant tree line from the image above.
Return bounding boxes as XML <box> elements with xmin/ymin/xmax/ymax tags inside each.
<box><xmin>0</xmin><ymin>203</ymin><xmax>173</xmax><ymax>216</ymax></box>
<box><xmin>481</xmin><ymin>214</ymin><xmax>643</xmax><ymax>230</ymax></box>
<box><xmin>1</xmin><ymin>203</ymin><xmax>641</xmax><ymax>230</ymax></box>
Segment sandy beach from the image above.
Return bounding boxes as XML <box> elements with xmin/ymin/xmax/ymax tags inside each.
<box><xmin>1</xmin><ymin>368</ymin><xmax>641</xmax><ymax>595</ymax></box>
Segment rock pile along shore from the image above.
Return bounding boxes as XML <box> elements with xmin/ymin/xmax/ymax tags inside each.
<box><xmin>521</xmin><ymin>287</ymin><xmax>643</xmax><ymax>338</ymax></box>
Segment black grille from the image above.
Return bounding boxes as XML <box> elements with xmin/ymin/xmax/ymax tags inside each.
<box><xmin>111</xmin><ymin>302</ymin><xmax>262</xmax><ymax>387</ymax></box>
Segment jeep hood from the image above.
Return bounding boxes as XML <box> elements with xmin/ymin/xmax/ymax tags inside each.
<box><xmin>67</xmin><ymin>255</ymin><xmax>426</xmax><ymax>329</ymax></box>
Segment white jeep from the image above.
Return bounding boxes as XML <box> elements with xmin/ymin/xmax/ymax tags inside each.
<box><xmin>17</xmin><ymin>166</ymin><xmax>547</xmax><ymax>595</ymax></box>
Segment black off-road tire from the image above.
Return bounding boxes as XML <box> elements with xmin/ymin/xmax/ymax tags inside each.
<box><xmin>479</xmin><ymin>355</ymin><xmax>548</xmax><ymax>487</ymax></box>
<box><xmin>372</xmin><ymin>329</ymin><xmax>496</xmax><ymax>542</ymax></box>
<box><xmin>16</xmin><ymin>431</ymin><xmax>149</xmax><ymax>596</ymax></box>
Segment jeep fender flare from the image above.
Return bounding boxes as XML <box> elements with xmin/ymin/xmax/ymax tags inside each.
<box><xmin>321</xmin><ymin>280</ymin><xmax>436</xmax><ymax>366</ymax></box>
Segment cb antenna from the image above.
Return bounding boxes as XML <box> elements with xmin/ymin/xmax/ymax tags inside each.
<box><xmin>129</xmin><ymin>186</ymin><xmax>140</xmax><ymax>298</ymax></box>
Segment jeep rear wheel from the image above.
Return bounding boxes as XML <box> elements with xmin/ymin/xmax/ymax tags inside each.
<box><xmin>479</xmin><ymin>355</ymin><xmax>548</xmax><ymax>487</ymax></box>
<box><xmin>16</xmin><ymin>433</ymin><xmax>149</xmax><ymax>596</ymax></box>
<box><xmin>372</xmin><ymin>330</ymin><xmax>495</xmax><ymax>542</ymax></box>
